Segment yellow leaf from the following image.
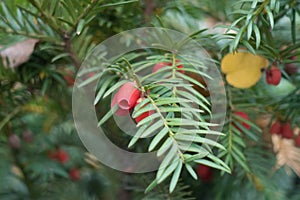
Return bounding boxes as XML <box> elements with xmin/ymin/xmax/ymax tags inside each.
<box><xmin>39</xmin><ymin>72</ymin><xmax>45</xmax><ymax>79</ymax></box>
<box><xmin>248</xmin><ymin>173</ymin><xmax>264</xmax><ymax>191</ymax></box>
<box><xmin>221</xmin><ymin>52</ymin><xmax>269</xmax><ymax>88</ymax></box>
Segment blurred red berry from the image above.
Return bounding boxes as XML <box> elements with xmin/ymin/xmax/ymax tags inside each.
<box><xmin>175</xmin><ymin>60</ymin><xmax>185</xmax><ymax>74</ymax></box>
<box><xmin>152</xmin><ymin>60</ymin><xmax>184</xmax><ymax>74</ymax></box>
<box><xmin>8</xmin><ymin>134</ymin><xmax>21</xmax><ymax>149</ymax></box>
<box><xmin>133</xmin><ymin>97</ymin><xmax>155</xmax><ymax>124</ymax></box>
<box><xmin>284</xmin><ymin>56</ymin><xmax>298</xmax><ymax>75</ymax></box>
<box><xmin>152</xmin><ymin>62</ymin><xmax>171</xmax><ymax>73</ymax></box>
<box><xmin>269</xmin><ymin>121</ymin><xmax>282</xmax><ymax>135</ymax></box>
<box><xmin>266</xmin><ymin>67</ymin><xmax>281</xmax><ymax>85</ymax></box>
<box><xmin>281</xmin><ymin>122</ymin><xmax>294</xmax><ymax>139</ymax></box>
<box><xmin>88</xmin><ymin>72</ymin><xmax>95</xmax><ymax>78</ymax></box>
<box><xmin>196</xmin><ymin>164</ymin><xmax>213</xmax><ymax>182</ymax></box>
<box><xmin>234</xmin><ymin>111</ymin><xmax>251</xmax><ymax>130</ymax></box>
<box><xmin>294</xmin><ymin>135</ymin><xmax>300</xmax><ymax>147</ymax></box>
<box><xmin>63</xmin><ymin>70</ymin><xmax>75</xmax><ymax>87</ymax></box>
<box><xmin>56</xmin><ymin>149</ymin><xmax>69</xmax><ymax>164</ymax></box>
<box><xmin>64</xmin><ymin>76</ymin><xmax>75</xmax><ymax>86</ymax></box>
<box><xmin>111</xmin><ymin>82</ymin><xmax>141</xmax><ymax>116</ymax></box>
<box><xmin>22</xmin><ymin>130</ymin><xmax>34</xmax><ymax>143</ymax></box>
<box><xmin>69</xmin><ymin>168</ymin><xmax>80</xmax><ymax>181</ymax></box>
<box><xmin>284</xmin><ymin>64</ymin><xmax>298</xmax><ymax>75</ymax></box>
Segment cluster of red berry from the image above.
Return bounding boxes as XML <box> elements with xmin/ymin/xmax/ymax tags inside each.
<box><xmin>48</xmin><ymin>149</ymin><xmax>69</xmax><ymax>164</ymax></box>
<box><xmin>110</xmin><ymin>81</ymin><xmax>153</xmax><ymax>123</ymax></box>
<box><xmin>112</xmin><ymin>60</ymin><xmax>216</xmax><ymax>182</ymax></box>
<box><xmin>8</xmin><ymin>130</ymin><xmax>80</xmax><ymax>181</ymax></box>
<box><xmin>111</xmin><ymin>61</ymin><xmax>184</xmax><ymax>123</ymax></box>
<box><xmin>48</xmin><ymin>148</ymin><xmax>81</xmax><ymax>181</ymax></box>
<box><xmin>8</xmin><ymin>130</ymin><xmax>34</xmax><ymax>150</ymax></box>
<box><xmin>270</xmin><ymin>121</ymin><xmax>300</xmax><ymax>147</ymax></box>
<box><xmin>195</xmin><ymin>111</ymin><xmax>250</xmax><ymax>182</ymax></box>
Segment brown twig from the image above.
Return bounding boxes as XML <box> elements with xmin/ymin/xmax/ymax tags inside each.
<box><xmin>62</xmin><ymin>32</ymin><xmax>81</xmax><ymax>68</ymax></box>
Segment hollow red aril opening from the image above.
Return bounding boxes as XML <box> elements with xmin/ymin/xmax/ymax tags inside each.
<box><xmin>118</xmin><ymin>99</ymin><xmax>130</xmax><ymax>110</ymax></box>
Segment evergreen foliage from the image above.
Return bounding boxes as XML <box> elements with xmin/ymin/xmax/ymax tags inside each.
<box><xmin>0</xmin><ymin>0</ymin><xmax>300</xmax><ymax>199</ymax></box>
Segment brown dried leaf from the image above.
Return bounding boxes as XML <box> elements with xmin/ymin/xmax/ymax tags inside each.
<box><xmin>11</xmin><ymin>165</ymin><xmax>24</xmax><ymax>178</ymax></box>
<box><xmin>0</xmin><ymin>39</ymin><xmax>38</xmax><ymax>68</ymax></box>
<box><xmin>272</xmin><ymin>134</ymin><xmax>300</xmax><ymax>176</ymax></box>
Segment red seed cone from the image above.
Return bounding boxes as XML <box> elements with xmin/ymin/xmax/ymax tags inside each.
<box><xmin>234</xmin><ymin>111</ymin><xmax>251</xmax><ymax>130</ymax></box>
<box><xmin>294</xmin><ymin>135</ymin><xmax>300</xmax><ymax>147</ymax></box>
<box><xmin>269</xmin><ymin>121</ymin><xmax>282</xmax><ymax>135</ymax></box>
<box><xmin>69</xmin><ymin>168</ymin><xmax>80</xmax><ymax>181</ymax></box>
<box><xmin>281</xmin><ymin>122</ymin><xmax>294</xmax><ymax>139</ymax></box>
<box><xmin>266</xmin><ymin>67</ymin><xmax>282</xmax><ymax>85</ymax></box>
<box><xmin>133</xmin><ymin>98</ymin><xmax>155</xmax><ymax>124</ymax></box>
<box><xmin>196</xmin><ymin>164</ymin><xmax>213</xmax><ymax>182</ymax></box>
<box><xmin>111</xmin><ymin>82</ymin><xmax>141</xmax><ymax>116</ymax></box>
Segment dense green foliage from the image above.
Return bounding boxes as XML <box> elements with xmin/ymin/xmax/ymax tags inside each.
<box><xmin>0</xmin><ymin>0</ymin><xmax>300</xmax><ymax>199</ymax></box>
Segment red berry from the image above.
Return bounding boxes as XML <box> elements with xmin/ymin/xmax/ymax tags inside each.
<box><xmin>281</xmin><ymin>122</ymin><xmax>294</xmax><ymax>139</ymax></box>
<box><xmin>294</xmin><ymin>135</ymin><xmax>300</xmax><ymax>147</ymax></box>
<box><xmin>69</xmin><ymin>168</ymin><xmax>80</xmax><ymax>181</ymax></box>
<box><xmin>111</xmin><ymin>91</ymin><xmax>129</xmax><ymax>116</ymax></box>
<box><xmin>8</xmin><ymin>134</ymin><xmax>21</xmax><ymax>149</ymax></box>
<box><xmin>22</xmin><ymin>130</ymin><xmax>34</xmax><ymax>143</ymax></box>
<box><xmin>152</xmin><ymin>62</ymin><xmax>171</xmax><ymax>73</ymax></box>
<box><xmin>56</xmin><ymin>149</ymin><xmax>69</xmax><ymax>164</ymax></box>
<box><xmin>152</xmin><ymin>60</ymin><xmax>184</xmax><ymax>74</ymax></box>
<box><xmin>234</xmin><ymin>111</ymin><xmax>251</xmax><ymax>130</ymax></box>
<box><xmin>63</xmin><ymin>70</ymin><xmax>75</xmax><ymax>87</ymax></box>
<box><xmin>284</xmin><ymin>64</ymin><xmax>298</xmax><ymax>75</ymax></box>
<box><xmin>88</xmin><ymin>72</ymin><xmax>95</xmax><ymax>78</ymax></box>
<box><xmin>133</xmin><ymin>98</ymin><xmax>154</xmax><ymax>124</ymax></box>
<box><xmin>111</xmin><ymin>82</ymin><xmax>141</xmax><ymax>116</ymax></box>
<box><xmin>196</xmin><ymin>164</ymin><xmax>213</xmax><ymax>182</ymax></box>
<box><xmin>266</xmin><ymin>67</ymin><xmax>281</xmax><ymax>85</ymax></box>
<box><xmin>117</xmin><ymin>83</ymin><xmax>140</xmax><ymax>110</ymax></box>
<box><xmin>111</xmin><ymin>91</ymin><xmax>130</xmax><ymax>116</ymax></box>
<box><xmin>135</xmin><ymin>112</ymin><xmax>151</xmax><ymax>124</ymax></box>
<box><xmin>269</xmin><ymin>121</ymin><xmax>282</xmax><ymax>135</ymax></box>
<box><xmin>284</xmin><ymin>56</ymin><xmax>298</xmax><ymax>75</ymax></box>
<box><xmin>64</xmin><ymin>76</ymin><xmax>75</xmax><ymax>86</ymax></box>
<box><xmin>175</xmin><ymin>60</ymin><xmax>185</xmax><ymax>74</ymax></box>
